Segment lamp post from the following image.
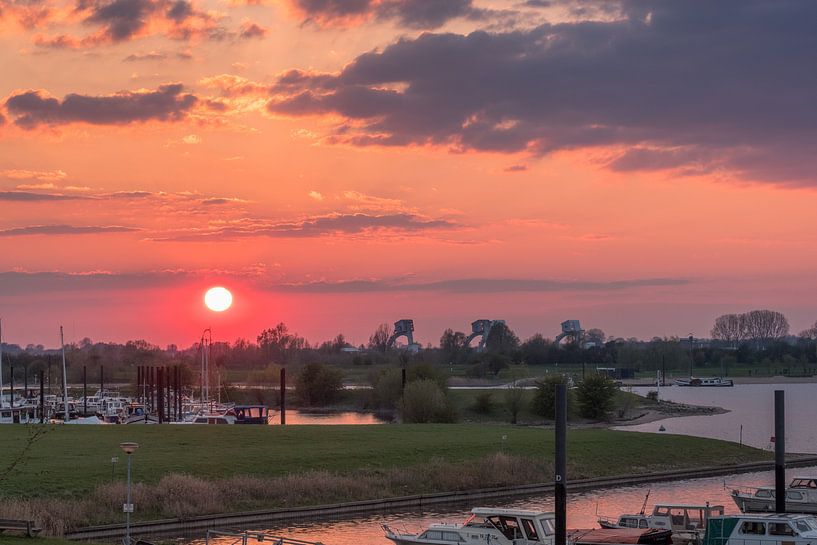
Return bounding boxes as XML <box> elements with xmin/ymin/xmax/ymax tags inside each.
<box><xmin>119</xmin><ymin>442</ymin><xmax>139</xmax><ymax>545</ymax></box>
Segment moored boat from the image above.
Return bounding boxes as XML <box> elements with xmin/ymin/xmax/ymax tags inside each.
<box><xmin>731</xmin><ymin>477</ymin><xmax>817</xmax><ymax>513</ymax></box>
<box><xmin>384</xmin><ymin>507</ymin><xmax>675</xmax><ymax>545</ymax></box>
<box><xmin>703</xmin><ymin>513</ymin><xmax>817</xmax><ymax>545</ymax></box>
<box><xmin>383</xmin><ymin>507</ymin><xmax>554</xmax><ymax>544</ymax></box>
<box><xmin>674</xmin><ymin>377</ymin><xmax>733</xmax><ymax>387</ymax></box>
<box><xmin>674</xmin><ymin>377</ymin><xmax>734</xmax><ymax>387</ymax></box>
<box><xmin>599</xmin><ymin>503</ymin><xmax>724</xmax><ymax>545</ymax></box>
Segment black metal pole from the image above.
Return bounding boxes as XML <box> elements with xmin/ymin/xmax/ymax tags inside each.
<box><xmin>157</xmin><ymin>368</ymin><xmax>164</xmax><ymax>424</ymax></box>
<box><xmin>775</xmin><ymin>389</ymin><xmax>786</xmax><ymax>513</ymax></box>
<box><xmin>401</xmin><ymin>368</ymin><xmax>407</xmax><ymax>391</ymax></box>
<box><xmin>280</xmin><ymin>367</ymin><xmax>286</xmax><ymax>426</ymax></box>
<box><xmin>24</xmin><ymin>365</ymin><xmax>28</xmax><ymax>398</ymax></box>
<box><xmin>555</xmin><ymin>383</ymin><xmax>567</xmax><ymax>545</ymax></box>
<box><xmin>39</xmin><ymin>370</ymin><xmax>45</xmax><ymax>423</ymax></box>
<box><xmin>83</xmin><ymin>365</ymin><xmax>87</xmax><ymax>416</ymax></box>
<box><xmin>100</xmin><ymin>365</ymin><xmax>104</xmax><ymax>398</ymax></box>
<box><xmin>9</xmin><ymin>366</ymin><xmax>13</xmax><ymax>405</ymax></box>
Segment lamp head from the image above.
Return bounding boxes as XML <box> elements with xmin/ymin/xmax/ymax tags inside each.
<box><xmin>120</xmin><ymin>441</ymin><xmax>139</xmax><ymax>455</ymax></box>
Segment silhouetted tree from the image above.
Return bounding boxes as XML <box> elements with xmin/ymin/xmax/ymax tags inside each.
<box><xmin>485</xmin><ymin>322</ymin><xmax>519</xmax><ymax>355</ymax></box>
<box><xmin>368</xmin><ymin>323</ymin><xmax>392</xmax><ymax>352</ymax></box>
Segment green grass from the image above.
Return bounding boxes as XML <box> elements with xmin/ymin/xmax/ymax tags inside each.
<box><xmin>0</xmin><ymin>424</ymin><xmax>771</xmax><ymax>499</ymax></box>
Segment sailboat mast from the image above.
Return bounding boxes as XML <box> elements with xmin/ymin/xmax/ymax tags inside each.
<box><xmin>60</xmin><ymin>326</ymin><xmax>70</xmax><ymax>422</ymax></box>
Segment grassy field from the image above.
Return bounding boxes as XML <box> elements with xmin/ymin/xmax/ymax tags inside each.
<box><xmin>0</xmin><ymin>424</ymin><xmax>770</xmax><ymax>499</ymax></box>
<box><xmin>0</xmin><ymin>424</ymin><xmax>773</xmax><ymax>534</ymax></box>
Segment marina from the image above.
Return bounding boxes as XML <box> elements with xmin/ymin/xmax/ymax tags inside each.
<box><xmin>182</xmin><ymin>466</ymin><xmax>817</xmax><ymax>545</ymax></box>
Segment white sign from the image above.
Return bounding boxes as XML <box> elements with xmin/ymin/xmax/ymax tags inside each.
<box><xmin>111</xmin><ymin>457</ymin><xmax>119</xmax><ymax>463</ymax></box>
<box><xmin>123</xmin><ymin>504</ymin><xmax>134</xmax><ymax>513</ymax></box>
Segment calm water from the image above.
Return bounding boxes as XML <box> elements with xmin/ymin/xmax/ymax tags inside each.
<box><xmin>270</xmin><ymin>410</ymin><xmax>386</xmax><ymax>425</ymax></box>
<box><xmin>186</xmin><ymin>467</ymin><xmax>816</xmax><ymax>545</ymax></box>
<box><xmin>619</xmin><ymin>383</ymin><xmax>817</xmax><ymax>453</ymax></box>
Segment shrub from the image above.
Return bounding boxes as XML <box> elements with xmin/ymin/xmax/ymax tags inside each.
<box><xmin>504</xmin><ymin>382</ymin><xmax>526</xmax><ymax>424</ymax></box>
<box><xmin>295</xmin><ymin>363</ymin><xmax>344</xmax><ymax>406</ymax></box>
<box><xmin>576</xmin><ymin>374</ymin><xmax>618</xmax><ymax>420</ymax></box>
<box><xmin>472</xmin><ymin>392</ymin><xmax>494</xmax><ymax>415</ymax></box>
<box><xmin>369</xmin><ymin>367</ymin><xmax>403</xmax><ymax>410</ymax></box>
<box><xmin>530</xmin><ymin>374</ymin><xmax>571</xmax><ymax>419</ymax></box>
<box><xmin>400</xmin><ymin>379</ymin><xmax>456</xmax><ymax>423</ymax></box>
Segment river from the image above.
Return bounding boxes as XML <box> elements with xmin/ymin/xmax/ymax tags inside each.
<box><xmin>620</xmin><ymin>383</ymin><xmax>817</xmax><ymax>453</ymax></box>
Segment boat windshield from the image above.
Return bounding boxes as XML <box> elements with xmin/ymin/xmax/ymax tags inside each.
<box><xmin>790</xmin><ymin>479</ymin><xmax>817</xmax><ymax>489</ymax></box>
<box><xmin>795</xmin><ymin>519</ymin><xmax>817</xmax><ymax>533</ymax></box>
<box><xmin>486</xmin><ymin>516</ymin><xmax>524</xmax><ymax>540</ymax></box>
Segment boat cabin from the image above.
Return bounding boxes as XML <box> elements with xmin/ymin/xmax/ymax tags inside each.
<box><xmin>703</xmin><ymin>514</ymin><xmax>817</xmax><ymax>545</ymax></box>
<box><xmin>191</xmin><ymin>415</ymin><xmax>232</xmax><ymax>424</ymax></box>
<box><xmin>384</xmin><ymin>507</ymin><xmax>555</xmax><ymax>545</ymax></box>
<box><xmin>731</xmin><ymin>478</ymin><xmax>817</xmax><ymax>513</ymax></box>
<box><xmin>0</xmin><ymin>406</ymin><xmax>41</xmax><ymax>424</ymax></box>
<box><xmin>234</xmin><ymin>405</ymin><xmax>270</xmax><ymax>424</ymax></box>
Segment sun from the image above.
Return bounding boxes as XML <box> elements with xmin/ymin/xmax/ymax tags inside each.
<box><xmin>204</xmin><ymin>286</ymin><xmax>233</xmax><ymax>312</ymax></box>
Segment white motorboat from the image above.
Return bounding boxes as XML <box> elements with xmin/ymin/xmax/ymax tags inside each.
<box><xmin>702</xmin><ymin>513</ymin><xmax>817</xmax><ymax>545</ymax></box>
<box><xmin>384</xmin><ymin>507</ymin><xmax>555</xmax><ymax>545</ymax></box>
<box><xmin>674</xmin><ymin>377</ymin><xmax>733</xmax><ymax>387</ymax></box>
<box><xmin>383</xmin><ymin>507</ymin><xmax>672</xmax><ymax>545</ymax></box>
<box><xmin>0</xmin><ymin>405</ymin><xmax>41</xmax><ymax>424</ymax></box>
<box><xmin>731</xmin><ymin>477</ymin><xmax>817</xmax><ymax>513</ymax></box>
<box><xmin>599</xmin><ymin>503</ymin><xmax>725</xmax><ymax>545</ymax></box>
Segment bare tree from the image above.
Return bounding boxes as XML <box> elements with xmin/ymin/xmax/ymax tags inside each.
<box><xmin>743</xmin><ymin>309</ymin><xmax>789</xmax><ymax>347</ymax></box>
<box><xmin>799</xmin><ymin>321</ymin><xmax>817</xmax><ymax>340</ymax></box>
<box><xmin>711</xmin><ymin>314</ymin><xmax>747</xmax><ymax>347</ymax></box>
<box><xmin>368</xmin><ymin>323</ymin><xmax>392</xmax><ymax>352</ymax></box>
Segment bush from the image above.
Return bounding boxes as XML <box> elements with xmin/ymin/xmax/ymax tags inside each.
<box><xmin>369</xmin><ymin>368</ymin><xmax>403</xmax><ymax>410</ymax></box>
<box><xmin>472</xmin><ymin>392</ymin><xmax>494</xmax><ymax>415</ymax></box>
<box><xmin>646</xmin><ymin>390</ymin><xmax>659</xmax><ymax>401</ymax></box>
<box><xmin>295</xmin><ymin>363</ymin><xmax>344</xmax><ymax>406</ymax></box>
<box><xmin>576</xmin><ymin>374</ymin><xmax>618</xmax><ymax>420</ymax></box>
<box><xmin>531</xmin><ymin>374</ymin><xmax>571</xmax><ymax>419</ymax></box>
<box><xmin>400</xmin><ymin>379</ymin><xmax>456</xmax><ymax>423</ymax></box>
<box><xmin>504</xmin><ymin>382</ymin><xmax>526</xmax><ymax>424</ymax></box>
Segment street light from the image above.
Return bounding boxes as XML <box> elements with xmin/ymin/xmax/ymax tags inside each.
<box><xmin>119</xmin><ymin>442</ymin><xmax>139</xmax><ymax>545</ymax></box>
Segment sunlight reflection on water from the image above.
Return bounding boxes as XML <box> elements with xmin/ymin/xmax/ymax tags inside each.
<box><xmin>185</xmin><ymin>467</ymin><xmax>816</xmax><ymax>545</ymax></box>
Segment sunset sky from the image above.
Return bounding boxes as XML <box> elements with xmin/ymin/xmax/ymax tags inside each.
<box><xmin>1</xmin><ymin>0</ymin><xmax>816</xmax><ymax>348</ymax></box>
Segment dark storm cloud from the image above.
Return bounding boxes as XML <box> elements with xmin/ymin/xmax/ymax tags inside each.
<box><xmin>290</xmin><ymin>0</ymin><xmax>481</xmax><ymax>29</ymax></box>
<box><xmin>5</xmin><ymin>84</ymin><xmax>198</xmax><ymax>128</ymax></box>
<box><xmin>272</xmin><ymin>276</ymin><xmax>690</xmax><ymax>293</ymax></box>
<box><xmin>269</xmin><ymin>0</ymin><xmax>817</xmax><ymax>184</ymax></box>
<box><xmin>0</xmin><ymin>224</ymin><xmax>139</xmax><ymax>236</ymax></box>
<box><xmin>83</xmin><ymin>0</ymin><xmax>159</xmax><ymax>41</ymax></box>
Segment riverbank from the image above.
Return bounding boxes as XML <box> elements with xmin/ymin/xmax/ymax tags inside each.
<box><xmin>0</xmin><ymin>425</ymin><xmax>771</xmax><ymax>536</ymax></box>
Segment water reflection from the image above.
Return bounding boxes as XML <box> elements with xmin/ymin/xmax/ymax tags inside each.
<box><xmin>269</xmin><ymin>410</ymin><xmax>386</xmax><ymax>425</ymax></box>
<box><xmin>619</xmin><ymin>383</ymin><xmax>817</xmax><ymax>453</ymax></box>
<box><xmin>187</xmin><ymin>467</ymin><xmax>816</xmax><ymax>545</ymax></box>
